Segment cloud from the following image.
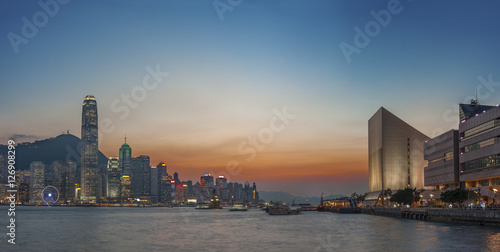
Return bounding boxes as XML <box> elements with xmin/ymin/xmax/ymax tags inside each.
<box><xmin>8</xmin><ymin>134</ymin><xmax>46</xmax><ymax>143</ymax></box>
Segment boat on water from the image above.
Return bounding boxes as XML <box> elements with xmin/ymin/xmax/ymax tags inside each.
<box><xmin>194</xmin><ymin>205</ymin><xmax>210</xmax><ymax>209</ymax></box>
<box><xmin>195</xmin><ymin>189</ymin><xmax>223</xmax><ymax>209</ymax></box>
<box><xmin>298</xmin><ymin>203</ymin><xmax>317</xmax><ymax>211</ymax></box>
<box><xmin>194</xmin><ymin>203</ymin><xmax>223</xmax><ymax>210</ymax></box>
<box><xmin>267</xmin><ymin>204</ymin><xmax>301</xmax><ymax>215</ymax></box>
<box><xmin>229</xmin><ymin>204</ymin><xmax>248</xmax><ymax>211</ymax></box>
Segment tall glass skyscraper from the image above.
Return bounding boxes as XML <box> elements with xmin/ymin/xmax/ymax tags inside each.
<box><xmin>119</xmin><ymin>138</ymin><xmax>132</xmax><ymax>176</ymax></box>
<box><xmin>106</xmin><ymin>157</ymin><xmax>121</xmax><ymax>199</ymax></box>
<box><xmin>131</xmin><ymin>155</ymin><xmax>151</xmax><ymax>197</ymax></box>
<box><xmin>81</xmin><ymin>95</ymin><xmax>99</xmax><ymax>201</ymax></box>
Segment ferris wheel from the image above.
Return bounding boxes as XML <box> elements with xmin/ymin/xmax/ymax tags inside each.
<box><xmin>42</xmin><ymin>186</ymin><xmax>60</xmax><ymax>205</ymax></box>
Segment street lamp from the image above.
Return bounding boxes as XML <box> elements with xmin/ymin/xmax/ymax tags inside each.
<box><xmin>494</xmin><ymin>189</ymin><xmax>498</xmax><ymax>206</ymax></box>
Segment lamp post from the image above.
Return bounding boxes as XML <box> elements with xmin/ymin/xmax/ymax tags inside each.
<box><xmin>494</xmin><ymin>189</ymin><xmax>498</xmax><ymax>206</ymax></box>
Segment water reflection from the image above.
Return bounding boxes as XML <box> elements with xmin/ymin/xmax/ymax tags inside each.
<box><xmin>0</xmin><ymin>206</ymin><xmax>498</xmax><ymax>251</ymax></box>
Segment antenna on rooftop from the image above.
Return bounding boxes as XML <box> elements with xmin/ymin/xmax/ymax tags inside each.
<box><xmin>471</xmin><ymin>89</ymin><xmax>479</xmax><ymax>106</ymax></box>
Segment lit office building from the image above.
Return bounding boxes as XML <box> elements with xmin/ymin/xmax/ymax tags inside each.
<box><xmin>175</xmin><ymin>183</ymin><xmax>186</xmax><ymax>203</ymax></box>
<box><xmin>81</xmin><ymin>95</ymin><xmax>99</xmax><ymax>201</ymax></box>
<box><xmin>458</xmin><ymin>102</ymin><xmax>500</xmax><ymax>204</ymax></box>
<box><xmin>200</xmin><ymin>174</ymin><xmax>214</xmax><ymax>201</ymax></box>
<box><xmin>368</xmin><ymin>107</ymin><xmax>429</xmax><ymax>192</ymax></box>
<box><xmin>424</xmin><ymin>130</ymin><xmax>460</xmax><ymax>190</ymax></box>
<box><xmin>216</xmin><ymin>175</ymin><xmax>228</xmax><ymax>201</ymax></box>
<box><xmin>252</xmin><ymin>182</ymin><xmax>259</xmax><ymax>203</ymax></box>
<box><xmin>131</xmin><ymin>155</ymin><xmax>151</xmax><ymax>197</ymax></box>
<box><xmin>201</xmin><ymin>174</ymin><xmax>214</xmax><ymax>187</ymax></box>
<box><xmin>119</xmin><ymin>138</ymin><xmax>132</xmax><ymax>176</ymax></box>
<box><xmin>30</xmin><ymin>161</ymin><xmax>45</xmax><ymax>204</ymax></box>
<box><xmin>216</xmin><ymin>176</ymin><xmax>227</xmax><ymax>187</ymax></box>
<box><xmin>121</xmin><ymin>175</ymin><xmax>131</xmax><ymax>203</ymax></box>
<box><xmin>152</xmin><ymin>162</ymin><xmax>167</xmax><ymax>198</ymax></box>
<box><xmin>107</xmin><ymin>157</ymin><xmax>121</xmax><ymax>199</ymax></box>
<box><xmin>150</xmin><ymin>166</ymin><xmax>159</xmax><ymax>204</ymax></box>
<box><xmin>51</xmin><ymin>160</ymin><xmax>77</xmax><ymax>203</ymax></box>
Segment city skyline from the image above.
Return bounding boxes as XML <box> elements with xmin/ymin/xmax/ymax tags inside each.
<box><xmin>2</xmin><ymin>1</ymin><xmax>500</xmax><ymax>196</ymax></box>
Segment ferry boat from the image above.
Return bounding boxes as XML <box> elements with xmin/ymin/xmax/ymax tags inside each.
<box><xmin>194</xmin><ymin>204</ymin><xmax>211</xmax><ymax>210</ymax></box>
<box><xmin>298</xmin><ymin>203</ymin><xmax>317</xmax><ymax>211</ymax></box>
<box><xmin>267</xmin><ymin>204</ymin><xmax>301</xmax><ymax>215</ymax></box>
<box><xmin>229</xmin><ymin>204</ymin><xmax>248</xmax><ymax>211</ymax></box>
<box><xmin>195</xmin><ymin>190</ymin><xmax>223</xmax><ymax>209</ymax></box>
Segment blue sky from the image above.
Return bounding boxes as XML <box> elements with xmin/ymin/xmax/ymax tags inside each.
<box><xmin>1</xmin><ymin>0</ymin><xmax>500</xmax><ymax>196</ymax></box>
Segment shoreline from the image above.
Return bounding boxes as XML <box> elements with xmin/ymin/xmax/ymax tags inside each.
<box><xmin>361</xmin><ymin>207</ymin><xmax>500</xmax><ymax>227</ymax></box>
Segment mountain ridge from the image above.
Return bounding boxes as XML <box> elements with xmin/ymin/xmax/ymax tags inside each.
<box><xmin>0</xmin><ymin>134</ymin><xmax>108</xmax><ymax>171</ymax></box>
<box><xmin>258</xmin><ymin>191</ymin><xmax>346</xmax><ymax>206</ymax></box>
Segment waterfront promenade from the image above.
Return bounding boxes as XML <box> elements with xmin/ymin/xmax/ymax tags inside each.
<box><xmin>362</xmin><ymin>207</ymin><xmax>500</xmax><ymax>226</ymax></box>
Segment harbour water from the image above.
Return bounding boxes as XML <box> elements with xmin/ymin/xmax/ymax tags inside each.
<box><xmin>1</xmin><ymin>205</ymin><xmax>499</xmax><ymax>251</ymax></box>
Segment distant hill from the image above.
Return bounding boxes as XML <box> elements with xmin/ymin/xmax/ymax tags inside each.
<box><xmin>0</xmin><ymin>134</ymin><xmax>108</xmax><ymax>171</ymax></box>
<box><xmin>259</xmin><ymin>191</ymin><xmax>346</xmax><ymax>206</ymax></box>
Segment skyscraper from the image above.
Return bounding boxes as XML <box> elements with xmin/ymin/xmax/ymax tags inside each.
<box><xmin>201</xmin><ymin>174</ymin><xmax>214</xmax><ymax>187</ymax></box>
<box><xmin>51</xmin><ymin>160</ymin><xmax>77</xmax><ymax>203</ymax></box>
<box><xmin>150</xmin><ymin>165</ymin><xmax>159</xmax><ymax>204</ymax></box>
<box><xmin>119</xmin><ymin>138</ymin><xmax>132</xmax><ymax>176</ymax></box>
<box><xmin>216</xmin><ymin>176</ymin><xmax>228</xmax><ymax>201</ymax></box>
<box><xmin>81</xmin><ymin>95</ymin><xmax>99</xmax><ymax>201</ymax></box>
<box><xmin>30</xmin><ymin>161</ymin><xmax>45</xmax><ymax>204</ymax></box>
<box><xmin>107</xmin><ymin>157</ymin><xmax>121</xmax><ymax>199</ymax></box>
<box><xmin>215</xmin><ymin>176</ymin><xmax>227</xmax><ymax>187</ymax></box>
<box><xmin>131</xmin><ymin>155</ymin><xmax>151</xmax><ymax>197</ymax></box>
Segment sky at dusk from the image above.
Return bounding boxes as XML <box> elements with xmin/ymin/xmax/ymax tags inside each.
<box><xmin>1</xmin><ymin>0</ymin><xmax>500</xmax><ymax>196</ymax></box>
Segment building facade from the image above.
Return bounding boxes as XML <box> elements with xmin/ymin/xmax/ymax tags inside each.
<box><xmin>131</xmin><ymin>155</ymin><xmax>151</xmax><ymax>197</ymax></box>
<box><xmin>201</xmin><ymin>174</ymin><xmax>214</xmax><ymax>187</ymax></box>
<box><xmin>30</xmin><ymin>161</ymin><xmax>45</xmax><ymax>204</ymax></box>
<box><xmin>119</xmin><ymin>139</ymin><xmax>132</xmax><ymax>176</ymax></box>
<box><xmin>81</xmin><ymin>95</ymin><xmax>99</xmax><ymax>201</ymax></box>
<box><xmin>424</xmin><ymin>130</ymin><xmax>459</xmax><ymax>190</ymax></box>
<box><xmin>51</xmin><ymin>160</ymin><xmax>77</xmax><ymax>203</ymax></box>
<box><xmin>107</xmin><ymin>157</ymin><xmax>121</xmax><ymax>199</ymax></box>
<box><xmin>368</xmin><ymin>107</ymin><xmax>429</xmax><ymax>192</ymax></box>
<box><xmin>150</xmin><ymin>165</ymin><xmax>159</xmax><ymax>204</ymax></box>
<box><xmin>458</xmin><ymin>103</ymin><xmax>500</xmax><ymax>198</ymax></box>
<box><xmin>121</xmin><ymin>175</ymin><xmax>131</xmax><ymax>203</ymax></box>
